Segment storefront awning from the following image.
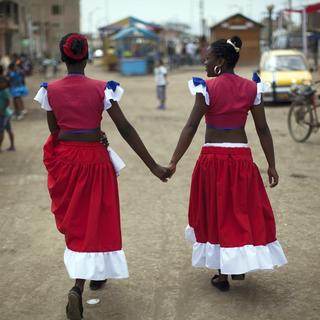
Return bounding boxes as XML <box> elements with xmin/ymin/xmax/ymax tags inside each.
<box><xmin>112</xmin><ymin>27</ymin><xmax>159</xmax><ymax>41</ymax></box>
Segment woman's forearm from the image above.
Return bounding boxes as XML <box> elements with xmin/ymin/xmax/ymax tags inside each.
<box><xmin>257</xmin><ymin>126</ymin><xmax>276</xmax><ymax>168</ymax></box>
<box><xmin>170</xmin><ymin>125</ymin><xmax>197</xmax><ymax>165</ymax></box>
<box><xmin>119</xmin><ymin>123</ymin><xmax>157</xmax><ymax>171</ymax></box>
<box><xmin>46</xmin><ymin>111</ymin><xmax>59</xmax><ymax>133</ymax></box>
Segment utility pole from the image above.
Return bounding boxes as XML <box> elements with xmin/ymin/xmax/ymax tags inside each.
<box><xmin>302</xmin><ymin>7</ymin><xmax>308</xmax><ymax>57</ymax></box>
<box><xmin>199</xmin><ymin>0</ymin><xmax>206</xmax><ymax>37</ymax></box>
<box><xmin>267</xmin><ymin>5</ymin><xmax>274</xmax><ymax>49</ymax></box>
<box><xmin>288</xmin><ymin>0</ymin><xmax>292</xmax><ymax>26</ymax></box>
<box><xmin>287</xmin><ymin>0</ymin><xmax>292</xmax><ymax>48</ymax></box>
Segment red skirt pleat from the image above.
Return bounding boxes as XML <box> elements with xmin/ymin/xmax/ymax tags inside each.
<box><xmin>43</xmin><ymin>133</ymin><xmax>122</xmax><ymax>252</ymax></box>
<box><xmin>188</xmin><ymin>147</ymin><xmax>277</xmax><ymax>248</ymax></box>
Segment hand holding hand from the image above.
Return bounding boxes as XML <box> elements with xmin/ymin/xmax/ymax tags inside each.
<box><xmin>100</xmin><ymin>131</ymin><xmax>109</xmax><ymax>148</ymax></box>
<box><xmin>268</xmin><ymin>167</ymin><xmax>279</xmax><ymax>188</ymax></box>
<box><xmin>151</xmin><ymin>164</ymin><xmax>172</xmax><ymax>182</ymax></box>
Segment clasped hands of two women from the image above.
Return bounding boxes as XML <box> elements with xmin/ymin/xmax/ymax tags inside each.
<box><xmin>151</xmin><ymin>162</ymin><xmax>176</xmax><ymax>182</ymax></box>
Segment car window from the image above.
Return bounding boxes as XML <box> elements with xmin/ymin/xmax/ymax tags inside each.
<box><xmin>264</xmin><ymin>55</ymin><xmax>307</xmax><ymax>71</ymax></box>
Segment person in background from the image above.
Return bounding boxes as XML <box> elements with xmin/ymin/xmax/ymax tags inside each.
<box><xmin>20</xmin><ymin>53</ymin><xmax>33</xmax><ymax>76</ymax></box>
<box><xmin>0</xmin><ymin>55</ymin><xmax>10</xmax><ymax>70</ymax></box>
<box><xmin>186</xmin><ymin>41</ymin><xmax>197</xmax><ymax>65</ymax></box>
<box><xmin>0</xmin><ymin>68</ymin><xmax>15</xmax><ymax>152</ymax></box>
<box><xmin>7</xmin><ymin>62</ymin><xmax>28</xmax><ymax>120</ymax></box>
<box><xmin>199</xmin><ymin>36</ymin><xmax>208</xmax><ymax>64</ymax></box>
<box><xmin>167</xmin><ymin>41</ymin><xmax>176</xmax><ymax>70</ymax></box>
<box><xmin>154</xmin><ymin>59</ymin><xmax>167</xmax><ymax>110</ymax></box>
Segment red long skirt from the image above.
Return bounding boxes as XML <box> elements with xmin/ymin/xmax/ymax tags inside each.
<box><xmin>187</xmin><ymin>146</ymin><xmax>287</xmax><ymax>274</ymax></box>
<box><xmin>43</xmin><ymin>133</ymin><xmax>122</xmax><ymax>253</ymax></box>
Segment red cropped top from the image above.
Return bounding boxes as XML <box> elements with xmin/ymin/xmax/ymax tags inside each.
<box><xmin>204</xmin><ymin>74</ymin><xmax>257</xmax><ymax>129</ymax></box>
<box><xmin>46</xmin><ymin>75</ymin><xmax>106</xmax><ymax>131</ymax></box>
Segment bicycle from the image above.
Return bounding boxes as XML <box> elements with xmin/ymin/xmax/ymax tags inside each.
<box><xmin>287</xmin><ymin>80</ymin><xmax>320</xmax><ymax>142</ymax></box>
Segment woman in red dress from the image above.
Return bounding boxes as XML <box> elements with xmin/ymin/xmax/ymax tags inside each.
<box><xmin>168</xmin><ymin>36</ymin><xmax>287</xmax><ymax>291</ymax></box>
<box><xmin>34</xmin><ymin>33</ymin><xmax>169</xmax><ymax>319</ymax></box>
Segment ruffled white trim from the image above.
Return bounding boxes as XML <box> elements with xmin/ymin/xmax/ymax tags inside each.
<box><xmin>254</xmin><ymin>82</ymin><xmax>270</xmax><ymax>105</ymax></box>
<box><xmin>108</xmin><ymin>146</ymin><xmax>125</xmax><ymax>176</ymax></box>
<box><xmin>64</xmin><ymin>247</ymin><xmax>129</xmax><ymax>280</ymax></box>
<box><xmin>185</xmin><ymin>225</ymin><xmax>287</xmax><ymax>274</ymax></box>
<box><xmin>188</xmin><ymin>80</ymin><xmax>210</xmax><ymax>106</ymax></box>
<box><xmin>104</xmin><ymin>86</ymin><xmax>124</xmax><ymax>110</ymax></box>
<box><xmin>204</xmin><ymin>143</ymin><xmax>249</xmax><ymax>148</ymax></box>
<box><xmin>34</xmin><ymin>87</ymin><xmax>52</xmax><ymax>111</ymax></box>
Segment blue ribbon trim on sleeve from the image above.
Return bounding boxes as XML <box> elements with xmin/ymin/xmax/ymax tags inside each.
<box><xmin>192</xmin><ymin>77</ymin><xmax>206</xmax><ymax>87</ymax></box>
<box><xmin>252</xmin><ymin>72</ymin><xmax>261</xmax><ymax>83</ymax></box>
<box><xmin>106</xmin><ymin>80</ymin><xmax>120</xmax><ymax>91</ymax></box>
<box><xmin>40</xmin><ymin>82</ymin><xmax>48</xmax><ymax>89</ymax></box>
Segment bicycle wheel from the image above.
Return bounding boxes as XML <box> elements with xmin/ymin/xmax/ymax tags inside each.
<box><xmin>288</xmin><ymin>101</ymin><xmax>313</xmax><ymax>142</ymax></box>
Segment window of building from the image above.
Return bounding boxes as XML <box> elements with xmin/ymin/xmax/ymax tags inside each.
<box><xmin>13</xmin><ymin>2</ymin><xmax>19</xmax><ymax>24</ymax></box>
<box><xmin>51</xmin><ymin>4</ymin><xmax>62</xmax><ymax>15</ymax></box>
<box><xmin>0</xmin><ymin>1</ymin><xmax>19</xmax><ymax>24</ymax></box>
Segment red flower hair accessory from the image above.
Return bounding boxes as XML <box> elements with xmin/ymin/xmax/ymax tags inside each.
<box><xmin>63</xmin><ymin>34</ymin><xmax>88</xmax><ymax>60</ymax></box>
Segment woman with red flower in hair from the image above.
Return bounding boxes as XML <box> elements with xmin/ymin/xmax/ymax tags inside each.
<box><xmin>34</xmin><ymin>33</ymin><xmax>170</xmax><ymax>319</ymax></box>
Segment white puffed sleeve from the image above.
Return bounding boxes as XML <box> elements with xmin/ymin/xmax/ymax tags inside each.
<box><xmin>104</xmin><ymin>80</ymin><xmax>124</xmax><ymax>110</ymax></box>
<box><xmin>188</xmin><ymin>77</ymin><xmax>210</xmax><ymax>106</ymax></box>
<box><xmin>33</xmin><ymin>83</ymin><xmax>52</xmax><ymax>111</ymax></box>
<box><xmin>252</xmin><ymin>72</ymin><xmax>270</xmax><ymax>106</ymax></box>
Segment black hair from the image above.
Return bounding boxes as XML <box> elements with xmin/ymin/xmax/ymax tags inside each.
<box><xmin>59</xmin><ymin>33</ymin><xmax>88</xmax><ymax>65</ymax></box>
<box><xmin>0</xmin><ymin>65</ymin><xmax>3</xmax><ymax>75</ymax></box>
<box><xmin>0</xmin><ymin>75</ymin><xmax>8</xmax><ymax>87</ymax></box>
<box><xmin>210</xmin><ymin>36</ymin><xmax>242</xmax><ymax>68</ymax></box>
<box><xmin>8</xmin><ymin>62</ymin><xmax>15</xmax><ymax>70</ymax></box>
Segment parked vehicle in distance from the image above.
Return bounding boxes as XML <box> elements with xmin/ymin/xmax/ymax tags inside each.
<box><xmin>258</xmin><ymin>49</ymin><xmax>312</xmax><ymax>102</ymax></box>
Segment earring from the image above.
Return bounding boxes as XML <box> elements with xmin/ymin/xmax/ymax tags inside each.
<box><xmin>214</xmin><ymin>65</ymin><xmax>222</xmax><ymax>75</ymax></box>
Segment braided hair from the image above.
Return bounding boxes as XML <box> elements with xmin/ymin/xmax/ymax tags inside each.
<box><xmin>210</xmin><ymin>36</ymin><xmax>242</xmax><ymax>68</ymax></box>
<box><xmin>59</xmin><ymin>33</ymin><xmax>89</xmax><ymax>64</ymax></box>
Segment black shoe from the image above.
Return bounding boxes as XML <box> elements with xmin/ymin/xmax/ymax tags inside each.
<box><xmin>89</xmin><ymin>279</ymin><xmax>107</xmax><ymax>291</ymax></box>
<box><xmin>211</xmin><ymin>275</ymin><xmax>230</xmax><ymax>292</ymax></box>
<box><xmin>66</xmin><ymin>286</ymin><xmax>83</xmax><ymax>320</ymax></box>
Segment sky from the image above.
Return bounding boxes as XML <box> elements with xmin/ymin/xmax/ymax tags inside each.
<box><xmin>80</xmin><ymin>0</ymin><xmax>318</xmax><ymax>35</ymax></box>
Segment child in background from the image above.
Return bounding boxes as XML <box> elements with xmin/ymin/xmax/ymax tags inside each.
<box><xmin>7</xmin><ymin>62</ymin><xmax>28</xmax><ymax>120</ymax></box>
<box><xmin>154</xmin><ymin>59</ymin><xmax>167</xmax><ymax>109</ymax></box>
<box><xmin>0</xmin><ymin>70</ymin><xmax>15</xmax><ymax>152</ymax></box>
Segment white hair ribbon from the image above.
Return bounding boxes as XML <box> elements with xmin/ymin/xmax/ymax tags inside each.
<box><xmin>226</xmin><ymin>39</ymin><xmax>240</xmax><ymax>53</ymax></box>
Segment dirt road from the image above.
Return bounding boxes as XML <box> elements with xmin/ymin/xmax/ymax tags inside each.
<box><xmin>0</xmin><ymin>63</ymin><xmax>319</xmax><ymax>320</ymax></box>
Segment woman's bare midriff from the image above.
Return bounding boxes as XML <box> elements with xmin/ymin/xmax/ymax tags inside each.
<box><xmin>205</xmin><ymin>127</ymin><xmax>248</xmax><ymax>144</ymax></box>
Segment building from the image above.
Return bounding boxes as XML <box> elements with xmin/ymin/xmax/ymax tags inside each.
<box><xmin>210</xmin><ymin>13</ymin><xmax>263</xmax><ymax>66</ymax></box>
<box><xmin>0</xmin><ymin>0</ymin><xmax>26</xmax><ymax>56</ymax></box>
<box><xmin>0</xmin><ymin>0</ymin><xmax>79</xmax><ymax>58</ymax></box>
<box><xmin>29</xmin><ymin>0</ymin><xmax>80</xmax><ymax>58</ymax></box>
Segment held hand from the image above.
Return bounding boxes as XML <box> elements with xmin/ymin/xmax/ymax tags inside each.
<box><xmin>168</xmin><ymin>162</ymin><xmax>176</xmax><ymax>178</ymax></box>
<box><xmin>151</xmin><ymin>164</ymin><xmax>172</xmax><ymax>182</ymax></box>
<box><xmin>268</xmin><ymin>167</ymin><xmax>279</xmax><ymax>188</ymax></box>
<box><xmin>100</xmin><ymin>131</ymin><xmax>109</xmax><ymax>148</ymax></box>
